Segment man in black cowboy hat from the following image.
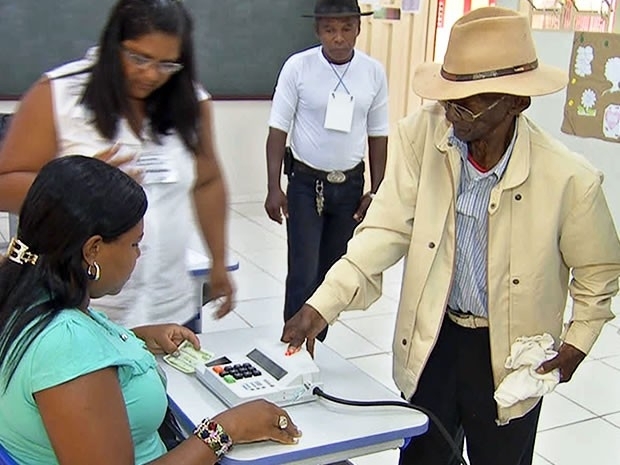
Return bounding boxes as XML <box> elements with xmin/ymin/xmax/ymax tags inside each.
<box><xmin>301</xmin><ymin>0</ymin><xmax>374</xmax><ymax>18</ymax></box>
<box><xmin>265</xmin><ymin>0</ymin><xmax>388</xmax><ymax>342</ymax></box>
<box><xmin>281</xmin><ymin>6</ymin><xmax>620</xmax><ymax>465</ymax></box>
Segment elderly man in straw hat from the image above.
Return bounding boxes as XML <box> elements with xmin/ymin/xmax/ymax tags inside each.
<box><xmin>282</xmin><ymin>7</ymin><xmax>620</xmax><ymax>465</ymax></box>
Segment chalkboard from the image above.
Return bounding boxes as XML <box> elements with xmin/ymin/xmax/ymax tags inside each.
<box><xmin>0</xmin><ymin>0</ymin><xmax>318</xmax><ymax>99</ymax></box>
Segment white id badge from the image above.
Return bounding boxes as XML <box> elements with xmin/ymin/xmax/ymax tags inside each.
<box><xmin>324</xmin><ymin>92</ymin><xmax>355</xmax><ymax>133</ymax></box>
<box><xmin>137</xmin><ymin>148</ymin><xmax>179</xmax><ymax>184</ymax></box>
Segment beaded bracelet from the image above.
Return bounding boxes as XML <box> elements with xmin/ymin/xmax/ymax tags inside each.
<box><xmin>193</xmin><ymin>418</ymin><xmax>233</xmax><ymax>457</ymax></box>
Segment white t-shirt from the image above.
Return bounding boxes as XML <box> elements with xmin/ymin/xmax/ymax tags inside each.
<box><xmin>269</xmin><ymin>46</ymin><xmax>389</xmax><ymax>171</ymax></box>
<box><xmin>46</xmin><ymin>49</ymin><xmax>208</xmax><ymax>327</ymax></box>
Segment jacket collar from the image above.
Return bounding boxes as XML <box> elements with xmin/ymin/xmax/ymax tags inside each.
<box><xmin>434</xmin><ymin>114</ymin><xmax>531</xmax><ymax>190</ymax></box>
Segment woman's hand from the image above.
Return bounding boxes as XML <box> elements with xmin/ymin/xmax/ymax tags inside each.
<box><xmin>213</xmin><ymin>399</ymin><xmax>301</xmax><ymax>445</ymax></box>
<box><xmin>208</xmin><ymin>264</ymin><xmax>235</xmax><ymax>319</ymax></box>
<box><xmin>94</xmin><ymin>143</ymin><xmax>143</xmax><ymax>182</ymax></box>
<box><xmin>131</xmin><ymin>324</ymin><xmax>200</xmax><ymax>355</ymax></box>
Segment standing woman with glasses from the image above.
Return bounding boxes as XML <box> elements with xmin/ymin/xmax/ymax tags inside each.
<box><xmin>0</xmin><ymin>0</ymin><xmax>234</xmax><ymax>328</ymax></box>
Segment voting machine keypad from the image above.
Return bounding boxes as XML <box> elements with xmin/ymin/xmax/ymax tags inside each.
<box><xmin>212</xmin><ymin>363</ymin><xmax>268</xmax><ymax>387</ymax></box>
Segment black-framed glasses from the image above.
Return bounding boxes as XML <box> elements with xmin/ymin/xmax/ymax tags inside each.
<box><xmin>122</xmin><ymin>47</ymin><xmax>184</xmax><ymax>75</ymax></box>
<box><xmin>439</xmin><ymin>96</ymin><xmax>507</xmax><ymax>122</ymax></box>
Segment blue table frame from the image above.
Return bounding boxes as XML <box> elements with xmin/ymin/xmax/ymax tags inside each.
<box><xmin>0</xmin><ymin>444</ymin><xmax>17</xmax><ymax>465</ymax></box>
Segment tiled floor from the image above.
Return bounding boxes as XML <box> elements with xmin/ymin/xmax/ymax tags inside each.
<box><xmin>4</xmin><ymin>201</ymin><xmax>620</xmax><ymax>464</ymax></box>
<box><xmin>193</xmin><ymin>200</ymin><xmax>620</xmax><ymax>465</ymax></box>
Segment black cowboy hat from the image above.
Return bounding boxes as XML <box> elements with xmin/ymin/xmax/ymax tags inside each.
<box><xmin>302</xmin><ymin>0</ymin><xmax>373</xmax><ymax>18</ymax></box>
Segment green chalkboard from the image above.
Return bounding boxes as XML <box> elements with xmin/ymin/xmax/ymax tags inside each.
<box><xmin>0</xmin><ymin>0</ymin><xmax>318</xmax><ymax>99</ymax></box>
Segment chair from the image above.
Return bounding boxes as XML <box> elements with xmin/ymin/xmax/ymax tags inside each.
<box><xmin>0</xmin><ymin>214</ymin><xmax>17</xmax><ymax>251</ymax></box>
<box><xmin>0</xmin><ymin>114</ymin><xmax>11</xmax><ymax>141</ymax></box>
<box><xmin>0</xmin><ymin>115</ymin><xmax>15</xmax><ymax>250</ymax></box>
<box><xmin>0</xmin><ymin>443</ymin><xmax>18</xmax><ymax>465</ymax></box>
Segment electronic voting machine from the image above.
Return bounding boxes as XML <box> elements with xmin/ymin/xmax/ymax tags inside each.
<box><xmin>195</xmin><ymin>340</ymin><xmax>322</xmax><ymax>407</ymax></box>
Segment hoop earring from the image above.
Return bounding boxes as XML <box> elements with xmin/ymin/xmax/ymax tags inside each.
<box><xmin>86</xmin><ymin>262</ymin><xmax>101</xmax><ymax>281</ymax></box>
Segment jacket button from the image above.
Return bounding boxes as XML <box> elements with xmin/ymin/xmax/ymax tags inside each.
<box><xmin>512</xmin><ymin>279</ymin><xmax>520</xmax><ymax>285</ymax></box>
<box><xmin>490</xmin><ymin>203</ymin><xmax>496</xmax><ymax>209</ymax></box>
<box><xmin>401</xmin><ymin>339</ymin><xmax>408</xmax><ymax>346</ymax></box>
<box><xmin>515</xmin><ymin>194</ymin><xmax>522</xmax><ymax>201</ymax></box>
<box><xmin>428</xmin><ymin>242</ymin><xmax>436</xmax><ymax>249</ymax></box>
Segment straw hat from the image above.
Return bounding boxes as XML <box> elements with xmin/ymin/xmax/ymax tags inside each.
<box><xmin>302</xmin><ymin>0</ymin><xmax>373</xmax><ymax>18</ymax></box>
<box><xmin>413</xmin><ymin>7</ymin><xmax>567</xmax><ymax>101</ymax></box>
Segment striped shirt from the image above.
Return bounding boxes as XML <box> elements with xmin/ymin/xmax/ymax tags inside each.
<box><xmin>447</xmin><ymin>129</ymin><xmax>517</xmax><ymax>318</ymax></box>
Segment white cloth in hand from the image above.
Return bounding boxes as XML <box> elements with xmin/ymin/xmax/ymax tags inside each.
<box><xmin>494</xmin><ymin>333</ymin><xmax>560</xmax><ymax>408</ymax></box>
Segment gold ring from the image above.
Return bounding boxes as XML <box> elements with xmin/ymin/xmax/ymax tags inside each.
<box><xmin>278</xmin><ymin>415</ymin><xmax>288</xmax><ymax>430</ymax></box>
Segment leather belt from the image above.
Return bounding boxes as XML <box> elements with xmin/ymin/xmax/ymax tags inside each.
<box><xmin>447</xmin><ymin>308</ymin><xmax>489</xmax><ymax>329</ymax></box>
<box><xmin>291</xmin><ymin>158</ymin><xmax>364</xmax><ymax>184</ymax></box>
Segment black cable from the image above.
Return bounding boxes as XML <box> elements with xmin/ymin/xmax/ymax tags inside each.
<box><xmin>312</xmin><ymin>386</ymin><xmax>469</xmax><ymax>465</ymax></box>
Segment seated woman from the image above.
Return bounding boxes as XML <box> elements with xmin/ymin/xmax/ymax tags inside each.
<box><xmin>0</xmin><ymin>156</ymin><xmax>300</xmax><ymax>465</ymax></box>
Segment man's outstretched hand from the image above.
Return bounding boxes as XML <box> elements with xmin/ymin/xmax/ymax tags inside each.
<box><xmin>281</xmin><ymin>304</ymin><xmax>329</xmax><ymax>357</ymax></box>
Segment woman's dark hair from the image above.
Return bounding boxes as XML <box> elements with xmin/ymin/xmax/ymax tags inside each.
<box><xmin>81</xmin><ymin>0</ymin><xmax>201</xmax><ymax>152</ymax></box>
<box><xmin>0</xmin><ymin>156</ymin><xmax>147</xmax><ymax>389</ymax></box>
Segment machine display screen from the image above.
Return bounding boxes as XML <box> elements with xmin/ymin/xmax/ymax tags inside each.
<box><xmin>206</xmin><ymin>356</ymin><xmax>232</xmax><ymax>367</ymax></box>
<box><xmin>247</xmin><ymin>349</ymin><xmax>288</xmax><ymax>380</ymax></box>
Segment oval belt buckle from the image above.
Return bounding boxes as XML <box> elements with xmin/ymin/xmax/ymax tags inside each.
<box><xmin>326</xmin><ymin>170</ymin><xmax>346</xmax><ymax>184</ymax></box>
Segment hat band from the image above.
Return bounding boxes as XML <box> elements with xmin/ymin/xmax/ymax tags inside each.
<box><xmin>314</xmin><ymin>5</ymin><xmax>362</xmax><ymax>15</ymax></box>
<box><xmin>440</xmin><ymin>59</ymin><xmax>539</xmax><ymax>82</ymax></box>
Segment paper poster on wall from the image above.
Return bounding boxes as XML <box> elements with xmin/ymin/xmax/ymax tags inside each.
<box><xmin>437</xmin><ymin>0</ymin><xmax>446</xmax><ymax>27</ymax></box>
<box><xmin>373</xmin><ymin>7</ymin><xmax>401</xmax><ymax>19</ymax></box>
<box><xmin>402</xmin><ymin>0</ymin><xmax>422</xmax><ymax>13</ymax></box>
<box><xmin>561</xmin><ymin>31</ymin><xmax>620</xmax><ymax>143</ymax></box>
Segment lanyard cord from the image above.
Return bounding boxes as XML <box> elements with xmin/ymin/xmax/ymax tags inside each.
<box><xmin>329</xmin><ymin>60</ymin><xmax>352</xmax><ymax>94</ymax></box>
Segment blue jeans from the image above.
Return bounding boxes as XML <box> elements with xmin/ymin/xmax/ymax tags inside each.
<box><xmin>284</xmin><ymin>168</ymin><xmax>364</xmax><ymax>341</ymax></box>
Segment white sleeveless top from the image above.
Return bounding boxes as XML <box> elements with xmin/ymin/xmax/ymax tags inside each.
<box><xmin>46</xmin><ymin>49</ymin><xmax>208</xmax><ymax>327</ymax></box>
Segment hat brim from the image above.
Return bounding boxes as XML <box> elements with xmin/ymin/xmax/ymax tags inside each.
<box><xmin>412</xmin><ymin>62</ymin><xmax>568</xmax><ymax>101</ymax></box>
<box><xmin>302</xmin><ymin>11</ymin><xmax>374</xmax><ymax>17</ymax></box>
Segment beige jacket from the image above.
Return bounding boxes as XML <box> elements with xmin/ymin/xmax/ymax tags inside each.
<box><xmin>308</xmin><ymin>103</ymin><xmax>620</xmax><ymax>424</ymax></box>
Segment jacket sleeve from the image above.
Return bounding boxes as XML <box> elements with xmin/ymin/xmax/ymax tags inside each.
<box><xmin>307</xmin><ymin>116</ymin><xmax>421</xmax><ymax>323</ymax></box>
<box><xmin>561</xmin><ymin>176</ymin><xmax>620</xmax><ymax>353</ymax></box>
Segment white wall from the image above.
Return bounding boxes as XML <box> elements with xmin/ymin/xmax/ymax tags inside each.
<box><xmin>3</xmin><ymin>17</ymin><xmax>619</xmax><ymax>223</ymax></box>
<box><xmin>526</xmin><ymin>30</ymin><xmax>620</xmax><ymax>224</ymax></box>
<box><xmin>0</xmin><ymin>100</ymin><xmax>272</xmax><ymax>204</ymax></box>
<box><xmin>208</xmin><ymin>101</ymin><xmax>271</xmax><ymax>203</ymax></box>
<box><xmin>0</xmin><ymin>102</ymin><xmax>17</xmax><ymax>113</ymax></box>
<box><xmin>496</xmin><ymin>0</ymin><xmax>620</xmax><ymax>223</ymax></box>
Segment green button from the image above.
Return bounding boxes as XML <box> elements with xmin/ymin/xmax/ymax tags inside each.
<box><xmin>223</xmin><ymin>375</ymin><xmax>236</xmax><ymax>384</ymax></box>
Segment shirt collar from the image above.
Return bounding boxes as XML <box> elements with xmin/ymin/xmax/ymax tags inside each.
<box><xmin>449</xmin><ymin>125</ymin><xmax>517</xmax><ymax>180</ymax></box>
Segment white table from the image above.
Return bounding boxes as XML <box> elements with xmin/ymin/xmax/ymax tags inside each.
<box><xmin>160</xmin><ymin>326</ymin><xmax>428</xmax><ymax>465</ymax></box>
<box><xmin>185</xmin><ymin>248</ymin><xmax>240</xmax><ymax>279</ymax></box>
